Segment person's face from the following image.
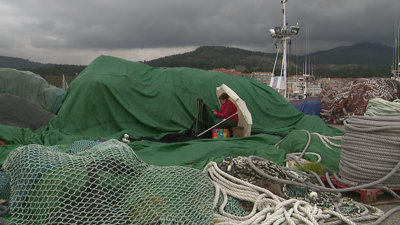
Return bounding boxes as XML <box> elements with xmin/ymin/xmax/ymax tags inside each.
<box><xmin>219</xmin><ymin>98</ymin><xmax>227</xmax><ymax>105</ymax></box>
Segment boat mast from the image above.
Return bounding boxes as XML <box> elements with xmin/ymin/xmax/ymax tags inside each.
<box><xmin>269</xmin><ymin>0</ymin><xmax>299</xmax><ymax>97</ymax></box>
<box><xmin>272</xmin><ymin>44</ymin><xmax>281</xmax><ymax>76</ymax></box>
<box><xmin>393</xmin><ymin>21</ymin><xmax>400</xmax><ymax>80</ymax></box>
<box><xmin>305</xmin><ymin>29</ymin><xmax>307</xmax><ymax>76</ymax></box>
<box><xmin>281</xmin><ymin>1</ymin><xmax>287</xmax><ymax>98</ymax></box>
<box><xmin>394</xmin><ymin>37</ymin><xmax>397</xmax><ymax>78</ymax></box>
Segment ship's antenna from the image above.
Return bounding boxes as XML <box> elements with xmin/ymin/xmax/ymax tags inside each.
<box><xmin>268</xmin><ymin>0</ymin><xmax>299</xmax><ymax>97</ymax></box>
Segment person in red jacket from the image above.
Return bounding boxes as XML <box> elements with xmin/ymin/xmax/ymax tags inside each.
<box><xmin>212</xmin><ymin>93</ymin><xmax>238</xmax><ymax>129</ymax></box>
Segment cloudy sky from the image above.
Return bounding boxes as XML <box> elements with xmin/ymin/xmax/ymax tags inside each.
<box><xmin>1</xmin><ymin>0</ymin><xmax>399</xmax><ymax>65</ymax></box>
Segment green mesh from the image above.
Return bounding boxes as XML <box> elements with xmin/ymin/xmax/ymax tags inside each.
<box><xmin>0</xmin><ymin>68</ymin><xmax>65</xmax><ymax>114</ymax></box>
<box><xmin>3</xmin><ymin>139</ymin><xmax>215</xmax><ymax>224</ymax></box>
<box><xmin>0</xmin><ymin>171</ymin><xmax>10</xmax><ymax>202</ymax></box>
<box><xmin>214</xmin><ymin>196</ymin><xmax>250</xmax><ymax>217</ymax></box>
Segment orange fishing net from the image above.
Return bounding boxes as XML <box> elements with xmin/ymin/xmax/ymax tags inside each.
<box><xmin>319</xmin><ymin>78</ymin><xmax>400</xmax><ymax>124</ymax></box>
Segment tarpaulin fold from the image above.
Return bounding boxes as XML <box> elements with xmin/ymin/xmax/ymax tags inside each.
<box><xmin>0</xmin><ymin>55</ymin><xmax>343</xmax><ymax>171</ymax></box>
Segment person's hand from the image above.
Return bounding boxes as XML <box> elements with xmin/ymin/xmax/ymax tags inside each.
<box><xmin>212</xmin><ymin>110</ymin><xmax>218</xmax><ymax>115</ymax></box>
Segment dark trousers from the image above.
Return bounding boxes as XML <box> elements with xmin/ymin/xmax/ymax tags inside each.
<box><xmin>213</xmin><ymin>118</ymin><xmax>238</xmax><ymax>129</ymax></box>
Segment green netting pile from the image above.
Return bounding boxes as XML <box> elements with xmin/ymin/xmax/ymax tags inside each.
<box><xmin>2</xmin><ymin>139</ymin><xmax>215</xmax><ymax>225</ymax></box>
<box><xmin>0</xmin><ymin>68</ymin><xmax>65</xmax><ymax>114</ymax></box>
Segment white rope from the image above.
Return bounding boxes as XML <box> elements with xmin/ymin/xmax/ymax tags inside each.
<box><xmin>286</xmin><ymin>152</ymin><xmax>322</xmax><ymax>163</ymax></box>
<box><xmin>364</xmin><ymin>98</ymin><xmax>400</xmax><ymax>117</ymax></box>
<box><xmin>204</xmin><ymin>161</ymin><xmax>373</xmax><ymax>225</ymax></box>
<box><xmin>341</xmin><ymin>116</ymin><xmax>400</xmax><ymax>187</ymax></box>
<box><xmin>284</xmin><ymin>131</ymin><xmax>342</xmax><ymax>169</ymax></box>
<box><xmin>311</xmin><ymin>132</ymin><xmax>342</xmax><ymax>149</ymax></box>
<box><xmin>323</xmin><ymin>210</ymin><xmax>356</xmax><ymax>225</ymax></box>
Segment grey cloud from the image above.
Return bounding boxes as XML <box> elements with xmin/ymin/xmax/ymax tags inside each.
<box><xmin>37</xmin><ymin>19</ymin><xmax>56</xmax><ymax>30</ymax></box>
<box><xmin>0</xmin><ymin>33</ymin><xmax>14</xmax><ymax>50</ymax></box>
<box><xmin>0</xmin><ymin>0</ymin><xmax>399</xmax><ymax>64</ymax></box>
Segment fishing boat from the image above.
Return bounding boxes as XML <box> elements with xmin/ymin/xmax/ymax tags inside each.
<box><xmin>295</xmin><ymin>28</ymin><xmax>316</xmax><ymax>99</ymax></box>
<box><xmin>268</xmin><ymin>0</ymin><xmax>300</xmax><ymax>98</ymax></box>
<box><xmin>268</xmin><ymin>1</ymin><xmax>324</xmax><ymax>100</ymax></box>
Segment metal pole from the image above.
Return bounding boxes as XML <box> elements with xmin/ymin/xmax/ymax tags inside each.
<box><xmin>272</xmin><ymin>48</ymin><xmax>280</xmax><ymax>77</ymax></box>
<box><xmin>308</xmin><ymin>29</ymin><xmax>311</xmax><ymax>75</ymax></box>
<box><xmin>282</xmin><ymin>39</ymin><xmax>287</xmax><ymax>97</ymax></box>
<box><xmin>282</xmin><ymin>0</ymin><xmax>287</xmax><ymax>98</ymax></box>
<box><xmin>193</xmin><ymin>99</ymin><xmax>203</xmax><ymax>136</ymax></box>
<box><xmin>283</xmin><ymin>1</ymin><xmax>286</xmax><ymax>28</ymax></box>
<box><xmin>394</xmin><ymin>39</ymin><xmax>396</xmax><ymax>76</ymax></box>
<box><xmin>296</xmin><ymin>36</ymin><xmax>299</xmax><ymax>75</ymax></box>
<box><xmin>314</xmin><ymin>55</ymin><xmax>316</xmax><ymax>77</ymax></box>
<box><xmin>305</xmin><ymin>29</ymin><xmax>307</xmax><ymax>75</ymax></box>
<box><xmin>197</xmin><ymin>111</ymin><xmax>239</xmax><ymax>137</ymax></box>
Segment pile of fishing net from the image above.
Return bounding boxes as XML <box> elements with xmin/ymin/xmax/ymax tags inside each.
<box><xmin>1</xmin><ymin>139</ymin><xmax>215</xmax><ymax>224</ymax></box>
<box><xmin>0</xmin><ymin>139</ymin><xmax>389</xmax><ymax>224</ymax></box>
<box><xmin>319</xmin><ymin>78</ymin><xmax>400</xmax><ymax>124</ymax></box>
<box><xmin>206</xmin><ymin>156</ymin><xmax>384</xmax><ymax>224</ymax></box>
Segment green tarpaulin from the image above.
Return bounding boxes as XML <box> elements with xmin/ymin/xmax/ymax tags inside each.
<box><xmin>0</xmin><ymin>55</ymin><xmax>343</xmax><ymax>171</ymax></box>
<box><xmin>0</xmin><ymin>68</ymin><xmax>65</xmax><ymax>114</ymax></box>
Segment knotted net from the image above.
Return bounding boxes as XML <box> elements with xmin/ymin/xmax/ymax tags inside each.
<box><xmin>2</xmin><ymin>139</ymin><xmax>215</xmax><ymax>224</ymax></box>
<box><xmin>319</xmin><ymin>78</ymin><xmax>400</xmax><ymax>124</ymax></box>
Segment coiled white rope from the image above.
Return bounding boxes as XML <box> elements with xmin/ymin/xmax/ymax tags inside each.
<box><xmin>256</xmin><ymin>123</ymin><xmax>398</xmax><ymax>224</ymax></box>
<box><xmin>335</xmin><ymin>115</ymin><xmax>400</xmax><ymax>224</ymax></box>
<box><xmin>341</xmin><ymin>116</ymin><xmax>400</xmax><ymax>187</ymax></box>
<box><xmin>206</xmin><ymin>119</ymin><xmax>400</xmax><ymax>224</ymax></box>
<box><xmin>364</xmin><ymin>98</ymin><xmax>400</xmax><ymax>117</ymax></box>
<box><xmin>204</xmin><ymin>160</ymin><xmax>382</xmax><ymax>225</ymax></box>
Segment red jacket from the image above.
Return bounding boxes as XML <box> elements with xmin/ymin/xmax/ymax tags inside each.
<box><xmin>216</xmin><ymin>100</ymin><xmax>239</xmax><ymax>122</ymax></box>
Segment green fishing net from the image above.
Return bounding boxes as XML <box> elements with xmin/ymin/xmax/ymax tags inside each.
<box><xmin>2</xmin><ymin>139</ymin><xmax>215</xmax><ymax>224</ymax></box>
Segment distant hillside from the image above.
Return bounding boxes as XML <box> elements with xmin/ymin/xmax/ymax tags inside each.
<box><xmin>0</xmin><ymin>42</ymin><xmax>393</xmax><ymax>72</ymax></box>
<box><xmin>0</xmin><ymin>56</ymin><xmax>86</xmax><ymax>87</ymax></box>
<box><xmin>146</xmin><ymin>42</ymin><xmax>394</xmax><ymax>73</ymax></box>
<box><xmin>0</xmin><ymin>42</ymin><xmax>394</xmax><ymax>81</ymax></box>
<box><xmin>312</xmin><ymin>42</ymin><xmax>393</xmax><ymax>68</ymax></box>
<box><xmin>145</xmin><ymin>46</ymin><xmax>272</xmax><ymax>71</ymax></box>
<box><xmin>0</xmin><ymin>56</ymin><xmax>55</xmax><ymax>69</ymax></box>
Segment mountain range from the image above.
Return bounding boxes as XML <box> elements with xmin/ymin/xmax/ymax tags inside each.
<box><xmin>145</xmin><ymin>42</ymin><xmax>394</xmax><ymax>73</ymax></box>
<box><xmin>0</xmin><ymin>42</ymin><xmax>395</xmax><ymax>75</ymax></box>
<box><xmin>0</xmin><ymin>56</ymin><xmax>55</xmax><ymax>69</ymax></box>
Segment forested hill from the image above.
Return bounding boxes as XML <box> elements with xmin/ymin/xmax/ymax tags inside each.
<box><xmin>0</xmin><ymin>42</ymin><xmax>393</xmax><ymax>72</ymax></box>
<box><xmin>145</xmin><ymin>42</ymin><xmax>394</xmax><ymax>72</ymax></box>
<box><xmin>312</xmin><ymin>42</ymin><xmax>393</xmax><ymax>69</ymax></box>
<box><xmin>0</xmin><ymin>56</ymin><xmax>55</xmax><ymax>69</ymax></box>
<box><xmin>0</xmin><ymin>41</ymin><xmax>395</xmax><ymax>84</ymax></box>
<box><xmin>145</xmin><ymin>46</ymin><xmax>270</xmax><ymax>72</ymax></box>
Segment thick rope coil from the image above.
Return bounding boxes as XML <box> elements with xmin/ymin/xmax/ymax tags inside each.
<box><xmin>205</xmin><ymin>161</ymin><xmax>326</xmax><ymax>224</ymax></box>
<box><xmin>341</xmin><ymin>116</ymin><xmax>400</xmax><ymax>187</ymax></box>
<box><xmin>364</xmin><ymin>98</ymin><xmax>400</xmax><ymax>117</ymax></box>
<box><xmin>205</xmin><ymin>158</ymin><xmax>384</xmax><ymax>225</ymax></box>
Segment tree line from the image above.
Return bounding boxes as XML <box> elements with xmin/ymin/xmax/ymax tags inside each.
<box><xmin>24</xmin><ymin>65</ymin><xmax>86</xmax><ymax>87</ymax></box>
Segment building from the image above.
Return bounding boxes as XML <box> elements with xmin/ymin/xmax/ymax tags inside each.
<box><xmin>210</xmin><ymin>68</ymin><xmax>251</xmax><ymax>77</ymax></box>
<box><xmin>287</xmin><ymin>75</ymin><xmax>323</xmax><ymax>98</ymax></box>
<box><xmin>251</xmin><ymin>72</ymin><xmax>273</xmax><ymax>84</ymax></box>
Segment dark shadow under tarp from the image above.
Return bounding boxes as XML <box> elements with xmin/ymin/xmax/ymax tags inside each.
<box><xmin>0</xmin><ymin>93</ymin><xmax>55</xmax><ymax>131</ymax></box>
